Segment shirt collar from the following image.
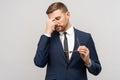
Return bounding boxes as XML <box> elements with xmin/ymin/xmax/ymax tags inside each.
<box><xmin>59</xmin><ymin>25</ymin><xmax>74</xmax><ymax>36</ymax></box>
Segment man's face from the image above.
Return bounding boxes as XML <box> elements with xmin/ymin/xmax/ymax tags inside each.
<box><xmin>48</xmin><ymin>9</ymin><xmax>70</xmax><ymax>32</ymax></box>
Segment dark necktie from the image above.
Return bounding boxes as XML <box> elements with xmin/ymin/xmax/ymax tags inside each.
<box><xmin>64</xmin><ymin>32</ymin><xmax>69</xmax><ymax>62</ymax></box>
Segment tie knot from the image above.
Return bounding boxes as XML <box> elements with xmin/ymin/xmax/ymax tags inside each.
<box><xmin>64</xmin><ymin>32</ymin><xmax>67</xmax><ymax>35</ymax></box>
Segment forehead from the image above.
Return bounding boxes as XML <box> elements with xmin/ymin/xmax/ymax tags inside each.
<box><xmin>48</xmin><ymin>9</ymin><xmax>64</xmax><ymax>19</ymax></box>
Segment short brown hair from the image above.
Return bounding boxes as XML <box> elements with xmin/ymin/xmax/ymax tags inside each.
<box><xmin>46</xmin><ymin>2</ymin><xmax>68</xmax><ymax>14</ymax></box>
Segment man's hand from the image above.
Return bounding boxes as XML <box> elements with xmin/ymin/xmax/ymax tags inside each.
<box><xmin>77</xmin><ymin>46</ymin><xmax>91</xmax><ymax>66</ymax></box>
<box><xmin>45</xmin><ymin>18</ymin><xmax>56</xmax><ymax>35</ymax></box>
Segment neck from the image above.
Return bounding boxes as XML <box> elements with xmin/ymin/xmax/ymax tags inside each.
<box><xmin>64</xmin><ymin>21</ymin><xmax>71</xmax><ymax>32</ymax></box>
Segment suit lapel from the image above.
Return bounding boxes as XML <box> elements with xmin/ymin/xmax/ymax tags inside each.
<box><xmin>69</xmin><ymin>29</ymin><xmax>79</xmax><ymax>64</ymax></box>
<box><xmin>52</xmin><ymin>31</ymin><xmax>68</xmax><ymax>63</ymax></box>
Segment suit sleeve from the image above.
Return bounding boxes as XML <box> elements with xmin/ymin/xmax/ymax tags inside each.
<box><xmin>86</xmin><ymin>34</ymin><xmax>102</xmax><ymax>75</ymax></box>
<box><xmin>34</xmin><ymin>35</ymin><xmax>50</xmax><ymax>68</ymax></box>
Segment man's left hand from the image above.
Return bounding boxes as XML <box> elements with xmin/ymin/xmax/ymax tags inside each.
<box><xmin>77</xmin><ymin>46</ymin><xmax>91</xmax><ymax>66</ymax></box>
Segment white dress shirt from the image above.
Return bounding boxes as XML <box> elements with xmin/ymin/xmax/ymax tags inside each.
<box><xmin>59</xmin><ymin>26</ymin><xmax>75</xmax><ymax>60</ymax></box>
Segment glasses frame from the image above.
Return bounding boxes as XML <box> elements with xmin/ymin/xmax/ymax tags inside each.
<box><xmin>64</xmin><ymin>36</ymin><xmax>80</xmax><ymax>53</ymax></box>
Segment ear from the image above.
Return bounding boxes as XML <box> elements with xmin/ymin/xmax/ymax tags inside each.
<box><xmin>66</xmin><ymin>11</ymin><xmax>70</xmax><ymax>18</ymax></box>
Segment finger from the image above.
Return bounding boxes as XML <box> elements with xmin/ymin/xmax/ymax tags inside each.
<box><xmin>48</xmin><ymin>18</ymin><xmax>57</xmax><ymax>25</ymax></box>
<box><xmin>77</xmin><ymin>47</ymin><xmax>87</xmax><ymax>52</ymax></box>
<box><xmin>81</xmin><ymin>46</ymin><xmax>89</xmax><ymax>51</ymax></box>
<box><xmin>77</xmin><ymin>47</ymin><xmax>89</xmax><ymax>55</ymax></box>
<box><xmin>80</xmin><ymin>48</ymin><xmax>89</xmax><ymax>53</ymax></box>
<box><xmin>79</xmin><ymin>51</ymin><xmax>87</xmax><ymax>55</ymax></box>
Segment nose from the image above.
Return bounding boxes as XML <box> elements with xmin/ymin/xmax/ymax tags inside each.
<box><xmin>56</xmin><ymin>19</ymin><xmax>60</xmax><ymax>24</ymax></box>
<box><xmin>52</xmin><ymin>18</ymin><xmax>60</xmax><ymax>25</ymax></box>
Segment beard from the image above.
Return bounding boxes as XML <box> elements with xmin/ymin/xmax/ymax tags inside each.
<box><xmin>55</xmin><ymin>25</ymin><xmax>65</xmax><ymax>32</ymax></box>
<box><xmin>55</xmin><ymin>22</ymin><xmax>68</xmax><ymax>32</ymax></box>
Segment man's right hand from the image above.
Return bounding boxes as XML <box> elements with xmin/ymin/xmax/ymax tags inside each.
<box><xmin>45</xmin><ymin>18</ymin><xmax>56</xmax><ymax>35</ymax></box>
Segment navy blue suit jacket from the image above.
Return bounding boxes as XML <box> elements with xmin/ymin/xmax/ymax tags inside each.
<box><xmin>34</xmin><ymin>28</ymin><xmax>102</xmax><ymax>80</ymax></box>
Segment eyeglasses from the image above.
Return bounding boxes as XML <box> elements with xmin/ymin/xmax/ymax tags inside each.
<box><xmin>64</xmin><ymin>50</ymin><xmax>78</xmax><ymax>53</ymax></box>
<box><xmin>64</xmin><ymin>37</ymin><xmax>80</xmax><ymax>53</ymax></box>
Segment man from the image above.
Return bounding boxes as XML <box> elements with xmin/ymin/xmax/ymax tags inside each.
<box><xmin>34</xmin><ymin>2</ymin><xmax>102</xmax><ymax>80</ymax></box>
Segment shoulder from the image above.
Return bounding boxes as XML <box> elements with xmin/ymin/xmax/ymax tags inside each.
<box><xmin>74</xmin><ymin>28</ymin><xmax>94</xmax><ymax>45</ymax></box>
<box><xmin>74</xmin><ymin>28</ymin><xmax>91</xmax><ymax>38</ymax></box>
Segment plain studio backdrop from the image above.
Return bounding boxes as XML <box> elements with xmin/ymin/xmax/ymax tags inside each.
<box><xmin>0</xmin><ymin>0</ymin><xmax>120</xmax><ymax>80</ymax></box>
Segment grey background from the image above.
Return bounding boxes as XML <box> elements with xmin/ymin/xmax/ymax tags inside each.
<box><xmin>0</xmin><ymin>0</ymin><xmax>120</xmax><ymax>80</ymax></box>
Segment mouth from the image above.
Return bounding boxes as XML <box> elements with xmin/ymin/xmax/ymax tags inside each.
<box><xmin>55</xmin><ymin>25</ymin><xmax>62</xmax><ymax>31</ymax></box>
<box><xmin>55</xmin><ymin>25</ymin><xmax>61</xmax><ymax>29</ymax></box>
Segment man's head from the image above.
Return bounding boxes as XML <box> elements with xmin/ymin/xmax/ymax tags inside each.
<box><xmin>46</xmin><ymin>2</ymin><xmax>71</xmax><ymax>32</ymax></box>
<box><xmin>46</xmin><ymin>2</ymin><xmax>68</xmax><ymax>14</ymax></box>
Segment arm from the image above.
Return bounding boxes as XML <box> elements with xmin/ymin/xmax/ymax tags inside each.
<box><xmin>77</xmin><ymin>34</ymin><xmax>102</xmax><ymax>75</ymax></box>
<box><xmin>34</xmin><ymin>35</ymin><xmax>50</xmax><ymax>67</ymax></box>
<box><xmin>86</xmin><ymin>34</ymin><xmax>102</xmax><ymax>75</ymax></box>
<box><xmin>34</xmin><ymin>18</ymin><xmax>56</xmax><ymax>68</ymax></box>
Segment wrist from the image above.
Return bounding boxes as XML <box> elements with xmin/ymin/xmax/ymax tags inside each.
<box><xmin>45</xmin><ymin>30</ymin><xmax>52</xmax><ymax>35</ymax></box>
<box><xmin>44</xmin><ymin>33</ymin><xmax>51</xmax><ymax>37</ymax></box>
<box><xmin>85</xmin><ymin>59</ymin><xmax>92</xmax><ymax>67</ymax></box>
